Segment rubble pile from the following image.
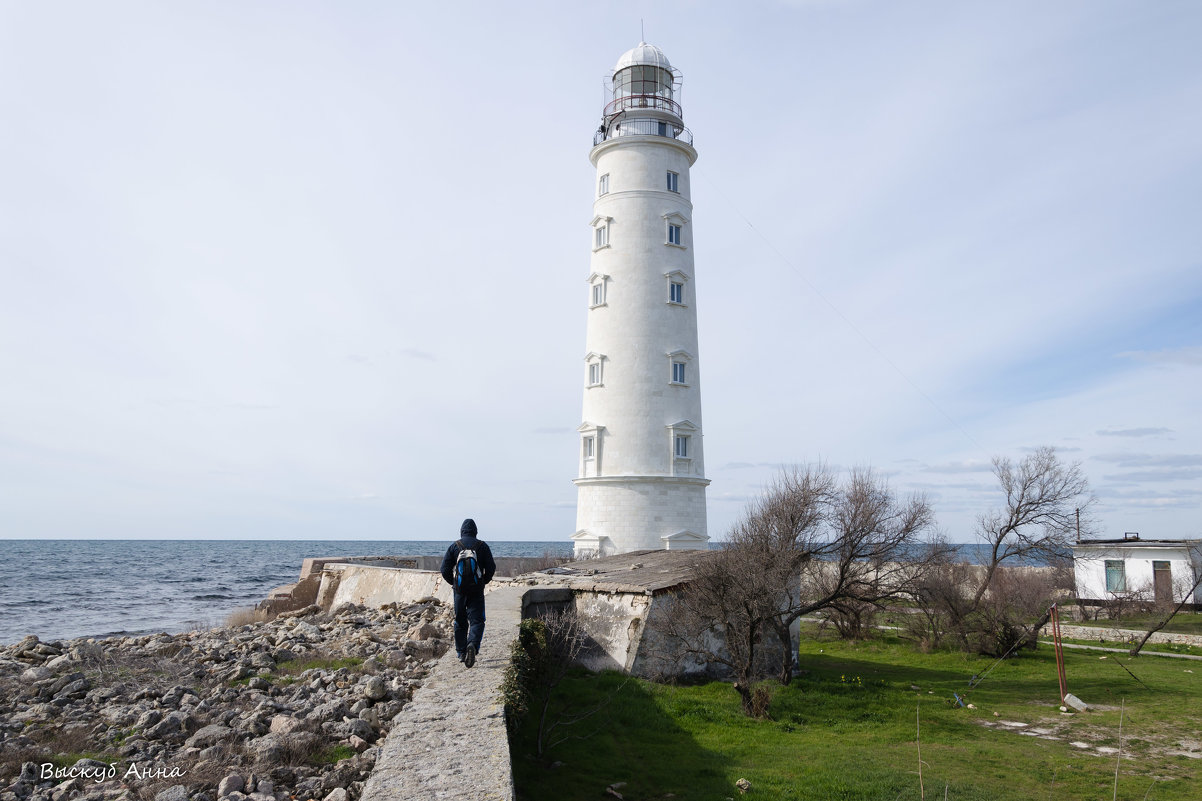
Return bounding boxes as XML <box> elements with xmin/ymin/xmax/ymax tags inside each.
<box><xmin>0</xmin><ymin>600</ymin><xmax>452</xmax><ymax>801</ymax></box>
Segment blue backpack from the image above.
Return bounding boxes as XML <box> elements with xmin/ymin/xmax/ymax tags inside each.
<box><xmin>455</xmin><ymin>545</ymin><xmax>484</xmax><ymax>590</ymax></box>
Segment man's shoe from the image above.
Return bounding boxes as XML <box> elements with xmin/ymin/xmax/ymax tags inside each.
<box><xmin>457</xmin><ymin>653</ymin><xmax>465</xmax><ymax>662</ymax></box>
<box><xmin>464</xmin><ymin>649</ymin><xmax>476</xmax><ymax>668</ymax></box>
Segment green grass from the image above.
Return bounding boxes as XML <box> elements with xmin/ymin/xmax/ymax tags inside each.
<box><xmin>276</xmin><ymin>656</ymin><xmax>364</xmax><ymax>673</ymax></box>
<box><xmin>310</xmin><ymin>744</ymin><xmax>356</xmax><ymax>765</ymax></box>
<box><xmin>510</xmin><ymin>634</ymin><xmax>1202</xmax><ymax>800</ymax></box>
<box><xmin>229</xmin><ymin>655</ymin><xmax>365</xmax><ymax>687</ymax></box>
<box><xmin>1071</xmin><ymin>611</ymin><xmax>1202</xmax><ymax>636</ymax></box>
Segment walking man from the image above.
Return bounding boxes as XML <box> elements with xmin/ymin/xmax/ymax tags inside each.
<box><xmin>440</xmin><ymin>518</ymin><xmax>496</xmax><ymax>668</ymax></box>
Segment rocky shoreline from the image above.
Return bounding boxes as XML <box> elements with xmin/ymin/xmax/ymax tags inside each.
<box><xmin>0</xmin><ymin>599</ymin><xmax>453</xmax><ymax>801</ymax></box>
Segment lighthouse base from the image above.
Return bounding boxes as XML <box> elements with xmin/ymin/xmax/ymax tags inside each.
<box><xmin>572</xmin><ymin>475</ymin><xmax>710</xmax><ymax>557</ymax></box>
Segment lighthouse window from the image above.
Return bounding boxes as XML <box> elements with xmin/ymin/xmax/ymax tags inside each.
<box><xmin>592</xmin><ymin>283</ymin><xmax>605</xmax><ymax>307</ymax></box>
<box><xmin>598</xmin><ymin>173</ymin><xmax>609</xmax><ymax>196</ymax></box>
<box><xmin>595</xmin><ymin>225</ymin><xmax>609</xmax><ymax>249</ymax></box>
<box><xmin>583</xmin><ymin>436</ymin><xmax>595</xmax><ymax>460</ymax></box>
<box><xmin>669</xmin><ymin>281</ymin><xmax>683</xmax><ymax>304</ymax></box>
<box><xmin>666</xmin><ymin>171</ymin><xmax>679</xmax><ymax>193</ymax></box>
<box><xmin>674</xmin><ymin>435</ymin><xmax>689</xmax><ymax>459</ymax></box>
<box><xmin>671</xmin><ymin>361</ymin><xmax>686</xmax><ymax>384</ymax></box>
<box><xmin>588</xmin><ymin>362</ymin><xmax>602</xmax><ymax>386</ymax></box>
<box><xmin>667</xmin><ymin>224</ymin><xmax>682</xmax><ymax>246</ymax></box>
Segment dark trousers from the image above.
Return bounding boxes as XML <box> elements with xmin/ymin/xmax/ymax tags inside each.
<box><xmin>454</xmin><ymin>590</ymin><xmax>486</xmax><ymax>655</ymax></box>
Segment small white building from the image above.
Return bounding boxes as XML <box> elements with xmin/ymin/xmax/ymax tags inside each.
<box><xmin>1072</xmin><ymin>535</ymin><xmax>1202</xmax><ymax>606</ymax></box>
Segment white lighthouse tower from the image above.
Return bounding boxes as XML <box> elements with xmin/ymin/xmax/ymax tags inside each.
<box><xmin>572</xmin><ymin>43</ymin><xmax>710</xmax><ymax>557</ymax></box>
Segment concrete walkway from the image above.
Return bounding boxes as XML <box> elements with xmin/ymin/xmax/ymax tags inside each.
<box><xmin>1039</xmin><ymin>639</ymin><xmax>1202</xmax><ymax>660</ymax></box>
<box><xmin>362</xmin><ymin>586</ymin><xmax>523</xmax><ymax>801</ymax></box>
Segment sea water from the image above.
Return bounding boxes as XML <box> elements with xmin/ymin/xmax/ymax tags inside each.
<box><xmin>0</xmin><ymin>540</ymin><xmax>572</xmax><ymax>644</ymax></box>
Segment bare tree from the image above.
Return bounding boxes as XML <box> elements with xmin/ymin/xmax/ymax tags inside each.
<box><xmin>917</xmin><ymin>447</ymin><xmax>1094</xmax><ymax>654</ymax></box>
<box><xmin>971</xmin><ymin>447</ymin><xmax>1094</xmax><ymax>608</ymax></box>
<box><xmin>658</xmin><ymin>465</ymin><xmax>940</xmax><ymax>712</ymax></box>
<box><xmin>1130</xmin><ymin>543</ymin><xmax>1202</xmax><ymax>657</ymax></box>
<box><xmin>657</xmin><ymin>543</ymin><xmax>784</xmax><ymax>715</ymax></box>
<box><xmin>763</xmin><ymin>468</ymin><xmax>938</xmax><ymax>681</ymax></box>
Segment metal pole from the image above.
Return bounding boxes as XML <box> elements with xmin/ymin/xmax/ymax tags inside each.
<box><xmin>1050</xmin><ymin>602</ymin><xmax>1067</xmax><ymax>704</ymax></box>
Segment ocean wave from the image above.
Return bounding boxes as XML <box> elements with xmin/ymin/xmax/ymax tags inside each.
<box><xmin>0</xmin><ymin>599</ymin><xmax>50</xmax><ymax>608</ymax></box>
<box><xmin>192</xmin><ymin>594</ymin><xmax>233</xmax><ymax>601</ymax></box>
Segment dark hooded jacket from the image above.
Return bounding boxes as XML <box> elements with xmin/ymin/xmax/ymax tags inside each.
<box><xmin>440</xmin><ymin>518</ymin><xmax>496</xmax><ymax>593</ymax></box>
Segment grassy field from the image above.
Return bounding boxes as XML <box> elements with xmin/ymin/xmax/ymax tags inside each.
<box><xmin>1070</xmin><ymin>612</ymin><xmax>1202</xmax><ymax>636</ymax></box>
<box><xmin>510</xmin><ymin>633</ymin><xmax>1202</xmax><ymax>800</ymax></box>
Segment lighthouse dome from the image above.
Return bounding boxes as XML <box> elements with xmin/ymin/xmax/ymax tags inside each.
<box><xmin>613</xmin><ymin>42</ymin><xmax>673</xmax><ymax>73</ymax></box>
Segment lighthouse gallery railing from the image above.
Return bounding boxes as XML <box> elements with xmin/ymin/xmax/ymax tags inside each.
<box><xmin>594</xmin><ymin>118</ymin><xmax>694</xmax><ymax>147</ymax></box>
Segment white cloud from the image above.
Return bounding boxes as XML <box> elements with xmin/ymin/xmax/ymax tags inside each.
<box><xmin>1096</xmin><ymin>428</ymin><xmax>1174</xmax><ymax>438</ymax></box>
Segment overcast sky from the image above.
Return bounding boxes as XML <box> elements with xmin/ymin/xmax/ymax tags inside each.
<box><xmin>1</xmin><ymin>1</ymin><xmax>1199</xmax><ymax>543</ymax></box>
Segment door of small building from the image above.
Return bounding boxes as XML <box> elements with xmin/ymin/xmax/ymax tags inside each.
<box><xmin>1153</xmin><ymin>561</ymin><xmax>1173</xmax><ymax>604</ymax></box>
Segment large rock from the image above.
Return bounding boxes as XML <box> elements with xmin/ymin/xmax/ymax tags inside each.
<box><xmin>247</xmin><ymin>732</ymin><xmax>321</xmax><ymax>765</ymax></box>
<box><xmin>308</xmin><ymin>700</ymin><xmax>347</xmax><ymax>723</ymax></box>
<box><xmin>400</xmin><ymin>640</ymin><xmax>439</xmax><ymax>661</ymax></box>
<box><xmin>408</xmin><ymin>621</ymin><xmax>441</xmax><ymax>641</ymax></box>
<box><xmin>344</xmin><ymin>718</ymin><xmax>375</xmax><ymax>742</ymax></box>
<box><xmin>153</xmin><ymin>786</ymin><xmax>188</xmax><ymax>801</ymax></box>
<box><xmin>269</xmin><ymin>715</ymin><xmax>302</xmax><ymax>734</ymax></box>
<box><xmin>249</xmin><ymin>652</ymin><xmax>276</xmax><ymax>670</ymax></box>
<box><xmin>19</xmin><ymin>665</ymin><xmax>52</xmax><ymax>682</ymax></box>
<box><xmin>292</xmin><ymin>622</ymin><xmax>322</xmax><ymax>639</ymax></box>
<box><xmin>218</xmin><ymin>774</ymin><xmax>245</xmax><ymax>797</ymax></box>
<box><xmin>363</xmin><ymin>677</ymin><xmax>386</xmax><ymax>702</ymax></box>
<box><xmin>185</xmin><ymin>724</ymin><xmax>235</xmax><ymax>749</ymax></box>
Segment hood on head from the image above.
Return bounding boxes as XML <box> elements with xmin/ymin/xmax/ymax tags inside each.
<box><xmin>460</xmin><ymin>519</ymin><xmax>478</xmax><ymax>538</ymax></box>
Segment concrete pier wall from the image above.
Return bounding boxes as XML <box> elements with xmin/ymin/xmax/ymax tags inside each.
<box><xmin>322</xmin><ymin>565</ymin><xmax>455</xmax><ymax>609</ymax></box>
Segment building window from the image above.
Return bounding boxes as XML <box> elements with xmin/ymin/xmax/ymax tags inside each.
<box><xmin>666</xmin><ymin>419</ymin><xmax>698</xmax><ymax>476</ymax></box>
<box><xmin>591</xmin><ymin>216</ymin><xmax>612</xmax><ymax>251</ymax></box>
<box><xmin>663</xmin><ymin>212</ymin><xmax>688</xmax><ymax>248</ymax></box>
<box><xmin>578</xmin><ymin>422</ymin><xmax>605</xmax><ymax>477</ymax></box>
<box><xmin>674</xmin><ymin>435</ymin><xmax>689</xmax><ymax>458</ymax></box>
<box><xmin>585</xmin><ymin>352</ymin><xmax>606</xmax><ymax>387</ymax></box>
<box><xmin>1105</xmin><ymin>560</ymin><xmax>1126</xmax><ymax>593</ymax></box>
<box><xmin>598</xmin><ymin>173</ymin><xmax>609</xmax><ymax>196</ymax></box>
<box><xmin>666</xmin><ymin>171</ymin><xmax>679</xmax><ymax>193</ymax></box>
<box><xmin>665</xmin><ymin>270</ymin><xmax>689</xmax><ymax>306</ymax></box>
<box><xmin>587</xmin><ymin>272</ymin><xmax>609</xmax><ymax>308</ymax></box>
<box><xmin>666</xmin><ymin>349</ymin><xmax>692</xmax><ymax>386</ymax></box>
